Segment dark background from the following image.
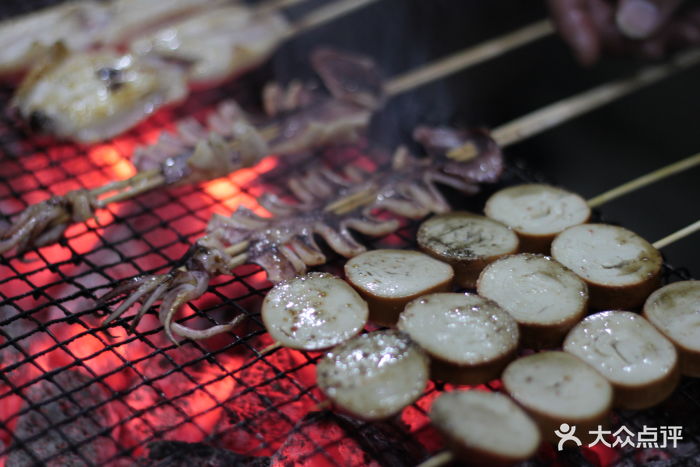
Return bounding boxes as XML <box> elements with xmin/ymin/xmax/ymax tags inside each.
<box><xmin>2</xmin><ymin>0</ymin><xmax>699</xmax><ymax>274</ymax></box>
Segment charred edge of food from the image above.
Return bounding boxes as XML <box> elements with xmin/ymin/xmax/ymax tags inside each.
<box><xmin>95</xmin><ymin>66</ymin><xmax>125</xmax><ymax>92</ymax></box>
<box><xmin>0</xmin><ymin>189</ymin><xmax>98</xmax><ymax>255</ymax></box>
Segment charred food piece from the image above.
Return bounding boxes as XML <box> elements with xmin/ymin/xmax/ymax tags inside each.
<box><xmin>502</xmin><ymin>351</ymin><xmax>613</xmax><ymax>445</ymax></box>
<box><xmin>551</xmin><ymin>224</ymin><xmax>662</xmax><ymax>309</ymax></box>
<box><xmin>417</xmin><ymin>212</ymin><xmax>519</xmax><ymax>288</ymax></box>
<box><xmin>477</xmin><ymin>254</ymin><xmax>588</xmax><ymax>349</ymax></box>
<box><xmin>397</xmin><ymin>293</ymin><xmax>519</xmax><ymax>385</ymax></box>
<box><xmin>344</xmin><ymin>249</ymin><xmax>454</xmax><ymax>325</ymax></box>
<box><xmin>430</xmin><ymin>390</ymin><xmax>541</xmax><ymax>466</ymax></box>
<box><xmin>317</xmin><ymin>330</ymin><xmax>429</xmax><ymax>420</ymax></box>
<box><xmin>262</xmin><ymin>272</ymin><xmax>368</xmax><ymax>351</ymax></box>
<box><xmin>643</xmin><ymin>280</ymin><xmax>700</xmax><ymax>377</ymax></box>
<box><xmin>564</xmin><ymin>311</ymin><xmax>680</xmax><ymax>410</ymax></box>
<box><xmin>485</xmin><ymin>184</ymin><xmax>590</xmax><ymax>253</ymax></box>
<box><xmin>12</xmin><ymin>47</ymin><xmax>187</xmax><ymax>142</ymax></box>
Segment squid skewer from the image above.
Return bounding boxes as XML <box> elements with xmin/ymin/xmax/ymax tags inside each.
<box><xmin>10</xmin><ymin>0</ymin><xmax>377</xmax><ymax>143</ymax></box>
<box><xmin>97</xmin><ymin>48</ymin><xmax>700</xmax><ymax>342</ymax></box>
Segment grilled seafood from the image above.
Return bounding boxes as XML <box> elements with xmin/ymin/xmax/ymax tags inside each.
<box><xmin>1</xmin><ymin>48</ymin><xmax>381</xmax><ymax>256</ymax></box>
<box><xmin>0</xmin><ymin>0</ymin><xmax>222</xmax><ymax>77</ymax></box>
<box><xmin>130</xmin><ymin>5</ymin><xmax>290</xmax><ymax>86</ymax></box>
<box><xmin>98</xmin><ymin>127</ymin><xmax>503</xmax><ymax>342</ymax></box>
<box><xmin>10</xmin><ymin>46</ymin><xmax>188</xmax><ymax>143</ymax></box>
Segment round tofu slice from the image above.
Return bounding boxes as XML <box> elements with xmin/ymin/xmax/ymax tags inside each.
<box><xmin>551</xmin><ymin>224</ymin><xmax>662</xmax><ymax>309</ymax></box>
<box><xmin>485</xmin><ymin>184</ymin><xmax>590</xmax><ymax>253</ymax></box>
<box><xmin>502</xmin><ymin>351</ymin><xmax>613</xmax><ymax>444</ymax></box>
<box><xmin>397</xmin><ymin>293</ymin><xmax>519</xmax><ymax>384</ymax></box>
<box><xmin>316</xmin><ymin>330</ymin><xmax>429</xmax><ymax>420</ymax></box>
<box><xmin>477</xmin><ymin>254</ymin><xmax>588</xmax><ymax>349</ymax></box>
<box><xmin>344</xmin><ymin>249</ymin><xmax>453</xmax><ymax>326</ymax></box>
<box><xmin>417</xmin><ymin>212</ymin><xmax>519</xmax><ymax>288</ymax></box>
<box><xmin>644</xmin><ymin>281</ymin><xmax>700</xmax><ymax>377</ymax></box>
<box><xmin>261</xmin><ymin>272</ymin><xmax>368</xmax><ymax>351</ymax></box>
<box><xmin>430</xmin><ymin>390</ymin><xmax>541</xmax><ymax>465</ymax></box>
<box><xmin>564</xmin><ymin>311</ymin><xmax>679</xmax><ymax>410</ymax></box>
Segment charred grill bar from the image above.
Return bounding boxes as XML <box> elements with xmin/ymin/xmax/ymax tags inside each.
<box><xmin>1</xmin><ymin>0</ymin><xmax>700</xmax><ymax>466</ymax></box>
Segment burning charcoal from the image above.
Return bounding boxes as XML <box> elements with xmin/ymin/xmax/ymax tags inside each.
<box><xmin>209</xmin><ymin>348</ymin><xmax>316</xmax><ymax>456</ymax></box>
<box><xmin>140</xmin><ymin>440</ymin><xmax>269</xmax><ymax>467</ymax></box>
<box><xmin>271</xmin><ymin>411</ymin><xmax>427</xmax><ymax>466</ymax></box>
<box><xmin>7</xmin><ymin>369</ymin><xmax>117</xmax><ymax>466</ymax></box>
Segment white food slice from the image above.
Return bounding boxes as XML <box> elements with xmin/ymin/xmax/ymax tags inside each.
<box><xmin>551</xmin><ymin>223</ymin><xmax>662</xmax><ymax>309</ymax></box>
<box><xmin>644</xmin><ymin>280</ymin><xmax>700</xmax><ymax>377</ymax></box>
<box><xmin>262</xmin><ymin>272</ymin><xmax>368</xmax><ymax>351</ymax></box>
<box><xmin>130</xmin><ymin>5</ymin><xmax>290</xmax><ymax>86</ymax></box>
<box><xmin>430</xmin><ymin>390</ymin><xmax>540</xmax><ymax>465</ymax></box>
<box><xmin>344</xmin><ymin>249</ymin><xmax>453</xmax><ymax>325</ymax></box>
<box><xmin>397</xmin><ymin>293</ymin><xmax>518</xmax><ymax>384</ymax></box>
<box><xmin>502</xmin><ymin>351</ymin><xmax>613</xmax><ymax>444</ymax></box>
<box><xmin>477</xmin><ymin>254</ymin><xmax>588</xmax><ymax>349</ymax></box>
<box><xmin>0</xmin><ymin>1</ymin><xmax>109</xmax><ymax>76</ymax></box>
<box><xmin>564</xmin><ymin>310</ymin><xmax>679</xmax><ymax>409</ymax></box>
<box><xmin>485</xmin><ymin>184</ymin><xmax>590</xmax><ymax>253</ymax></box>
<box><xmin>12</xmin><ymin>48</ymin><xmax>187</xmax><ymax>142</ymax></box>
<box><xmin>317</xmin><ymin>330</ymin><xmax>429</xmax><ymax>420</ymax></box>
<box><xmin>417</xmin><ymin>212</ymin><xmax>519</xmax><ymax>288</ymax></box>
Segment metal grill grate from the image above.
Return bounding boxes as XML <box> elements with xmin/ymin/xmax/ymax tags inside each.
<box><xmin>1</xmin><ymin>1</ymin><xmax>700</xmax><ymax>466</ymax></box>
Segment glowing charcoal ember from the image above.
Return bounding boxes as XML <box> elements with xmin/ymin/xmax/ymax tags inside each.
<box><xmin>271</xmin><ymin>412</ymin><xmax>427</xmax><ymax>466</ymax></box>
<box><xmin>209</xmin><ymin>349</ymin><xmax>317</xmax><ymax>456</ymax></box>
<box><xmin>142</xmin><ymin>440</ymin><xmax>269</xmax><ymax>466</ymax></box>
<box><xmin>7</xmin><ymin>369</ymin><xmax>119</xmax><ymax>467</ymax></box>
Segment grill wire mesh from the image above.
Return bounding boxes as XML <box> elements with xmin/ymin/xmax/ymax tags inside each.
<box><xmin>0</xmin><ymin>1</ymin><xmax>699</xmax><ymax>466</ymax></box>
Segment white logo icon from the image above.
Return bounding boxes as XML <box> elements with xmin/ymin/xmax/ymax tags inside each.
<box><xmin>554</xmin><ymin>423</ymin><xmax>582</xmax><ymax>451</ymax></box>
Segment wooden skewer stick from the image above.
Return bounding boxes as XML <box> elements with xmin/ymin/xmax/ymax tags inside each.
<box><xmin>653</xmin><ymin>219</ymin><xmax>700</xmax><ymax>249</ymax></box>
<box><xmin>385</xmin><ymin>19</ymin><xmax>555</xmax><ymax>97</ymax></box>
<box><xmin>260</xmin><ymin>341</ymin><xmax>283</xmax><ymax>355</ymax></box>
<box><xmin>285</xmin><ymin>0</ymin><xmax>380</xmax><ymax>38</ymax></box>
<box><xmin>587</xmin><ymin>152</ymin><xmax>700</xmax><ymax>208</ymax></box>
<box><xmin>492</xmin><ymin>49</ymin><xmax>700</xmax><ymax>147</ymax></box>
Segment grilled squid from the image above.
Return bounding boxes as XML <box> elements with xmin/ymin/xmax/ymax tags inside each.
<box><xmin>130</xmin><ymin>4</ymin><xmax>290</xmax><ymax>86</ymax></box>
<box><xmin>10</xmin><ymin>46</ymin><xmax>188</xmax><ymax>143</ymax></box>
<box><xmin>0</xmin><ymin>0</ymin><xmax>223</xmax><ymax>77</ymax></box>
<box><xmin>99</xmin><ymin>127</ymin><xmax>504</xmax><ymax>342</ymax></box>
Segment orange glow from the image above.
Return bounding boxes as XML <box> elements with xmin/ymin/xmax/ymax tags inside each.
<box><xmin>113</xmin><ymin>159</ymin><xmax>137</xmax><ymax>180</ymax></box>
<box><xmin>90</xmin><ymin>146</ymin><xmax>121</xmax><ymax>166</ymax></box>
<box><xmin>204</xmin><ymin>179</ymin><xmax>238</xmax><ymax>201</ymax></box>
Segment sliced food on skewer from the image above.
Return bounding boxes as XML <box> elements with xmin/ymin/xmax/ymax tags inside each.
<box><xmin>417</xmin><ymin>212</ymin><xmax>519</xmax><ymax>288</ymax></box>
<box><xmin>430</xmin><ymin>390</ymin><xmax>541</xmax><ymax>466</ymax></box>
<box><xmin>397</xmin><ymin>293</ymin><xmax>519</xmax><ymax>385</ymax></box>
<box><xmin>316</xmin><ymin>330</ymin><xmax>429</xmax><ymax>421</ymax></box>
<box><xmin>550</xmin><ymin>224</ymin><xmax>662</xmax><ymax>309</ymax></box>
<box><xmin>564</xmin><ymin>310</ymin><xmax>680</xmax><ymax>410</ymax></box>
<box><xmin>643</xmin><ymin>280</ymin><xmax>700</xmax><ymax>377</ymax></box>
<box><xmin>484</xmin><ymin>184</ymin><xmax>590</xmax><ymax>253</ymax></box>
<box><xmin>477</xmin><ymin>253</ymin><xmax>588</xmax><ymax>349</ymax></box>
<box><xmin>261</xmin><ymin>272</ymin><xmax>368</xmax><ymax>351</ymax></box>
<box><xmin>344</xmin><ymin>249</ymin><xmax>454</xmax><ymax>325</ymax></box>
<box><xmin>502</xmin><ymin>351</ymin><xmax>613</xmax><ymax>444</ymax></box>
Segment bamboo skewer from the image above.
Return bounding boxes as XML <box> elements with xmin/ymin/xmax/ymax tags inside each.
<box><xmin>587</xmin><ymin>152</ymin><xmax>700</xmax><ymax>208</ymax></box>
<box><xmin>285</xmin><ymin>0</ymin><xmax>380</xmax><ymax>38</ymax></box>
<box><xmin>653</xmin><ymin>219</ymin><xmax>700</xmax><ymax>249</ymax></box>
<box><xmin>384</xmin><ymin>19</ymin><xmax>555</xmax><ymax>97</ymax></box>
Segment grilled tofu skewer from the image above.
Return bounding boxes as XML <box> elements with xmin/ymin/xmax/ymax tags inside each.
<box><xmin>96</xmin><ymin>49</ymin><xmax>700</xmax><ymax>342</ymax></box>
